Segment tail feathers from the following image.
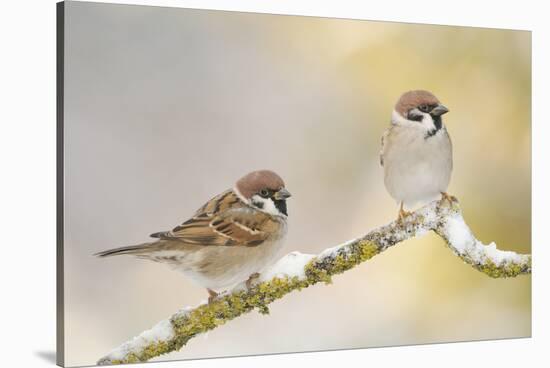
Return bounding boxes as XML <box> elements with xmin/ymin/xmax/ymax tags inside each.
<box><xmin>94</xmin><ymin>243</ymin><xmax>153</xmax><ymax>258</ymax></box>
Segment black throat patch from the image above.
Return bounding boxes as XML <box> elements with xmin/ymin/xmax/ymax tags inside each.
<box><xmin>426</xmin><ymin>115</ymin><xmax>443</xmax><ymax>139</ymax></box>
<box><xmin>273</xmin><ymin>199</ymin><xmax>288</xmax><ymax>216</ymax></box>
<box><xmin>252</xmin><ymin>198</ymin><xmax>288</xmax><ymax>216</ymax></box>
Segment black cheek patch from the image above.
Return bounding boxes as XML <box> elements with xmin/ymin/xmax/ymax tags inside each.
<box><xmin>252</xmin><ymin>200</ymin><xmax>264</xmax><ymax>209</ymax></box>
<box><xmin>407</xmin><ymin>111</ymin><xmax>423</xmax><ymax>122</ymax></box>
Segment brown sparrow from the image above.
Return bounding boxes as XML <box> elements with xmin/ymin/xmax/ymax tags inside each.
<box><xmin>380</xmin><ymin>90</ymin><xmax>454</xmax><ymax>219</ymax></box>
<box><xmin>95</xmin><ymin>170</ymin><xmax>291</xmax><ymax>302</ymax></box>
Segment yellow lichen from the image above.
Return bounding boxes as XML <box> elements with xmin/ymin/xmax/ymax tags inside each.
<box><xmin>98</xmin><ymin>201</ymin><xmax>531</xmax><ymax>365</ymax></box>
<box><xmin>478</xmin><ymin>257</ymin><xmax>531</xmax><ymax>278</ymax></box>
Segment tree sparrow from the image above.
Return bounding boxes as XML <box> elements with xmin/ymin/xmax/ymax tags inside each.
<box><xmin>380</xmin><ymin>90</ymin><xmax>454</xmax><ymax>219</ymax></box>
<box><xmin>95</xmin><ymin>170</ymin><xmax>291</xmax><ymax>302</ymax></box>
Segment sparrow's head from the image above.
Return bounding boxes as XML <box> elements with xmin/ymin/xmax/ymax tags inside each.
<box><xmin>392</xmin><ymin>90</ymin><xmax>449</xmax><ymax>137</ymax></box>
<box><xmin>234</xmin><ymin>170</ymin><xmax>292</xmax><ymax>217</ymax></box>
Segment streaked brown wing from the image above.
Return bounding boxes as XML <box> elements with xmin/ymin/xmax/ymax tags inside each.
<box><xmin>150</xmin><ymin>190</ymin><xmax>274</xmax><ymax>247</ymax></box>
<box><xmin>150</xmin><ymin>189</ymin><xmax>238</xmax><ymax>240</ymax></box>
<box><xmin>209</xmin><ymin>212</ymin><xmax>271</xmax><ymax>246</ymax></box>
<box><xmin>192</xmin><ymin>189</ymin><xmax>241</xmax><ymax>216</ymax></box>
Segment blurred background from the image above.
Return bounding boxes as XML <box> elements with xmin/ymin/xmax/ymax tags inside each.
<box><xmin>62</xmin><ymin>2</ymin><xmax>531</xmax><ymax>366</ymax></box>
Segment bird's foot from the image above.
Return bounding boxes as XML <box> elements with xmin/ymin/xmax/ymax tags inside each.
<box><xmin>440</xmin><ymin>192</ymin><xmax>457</xmax><ymax>205</ymax></box>
<box><xmin>246</xmin><ymin>272</ymin><xmax>261</xmax><ymax>290</ymax></box>
<box><xmin>207</xmin><ymin>288</ymin><xmax>218</xmax><ymax>304</ymax></box>
<box><xmin>397</xmin><ymin>201</ymin><xmax>412</xmax><ymax>223</ymax></box>
<box><xmin>397</xmin><ymin>208</ymin><xmax>412</xmax><ymax>222</ymax></box>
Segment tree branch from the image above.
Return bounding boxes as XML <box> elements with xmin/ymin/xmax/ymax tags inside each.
<box><xmin>97</xmin><ymin>199</ymin><xmax>531</xmax><ymax>365</ymax></box>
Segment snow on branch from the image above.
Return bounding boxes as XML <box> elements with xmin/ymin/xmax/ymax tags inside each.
<box><xmin>97</xmin><ymin>199</ymin><xmax>531</xmax><ymax>365</ymax></box>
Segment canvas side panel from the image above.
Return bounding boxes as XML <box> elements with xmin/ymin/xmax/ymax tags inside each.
<box><xmin>56</xmin><ymin>2</ymin><xmax>65</xmax><ymax>367</ymax></box>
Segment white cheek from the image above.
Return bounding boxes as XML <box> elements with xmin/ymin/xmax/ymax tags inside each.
<box><xmin>420</xmin><ymin>113</ymin><xmax>436</xmax><ymax>131</ymax></box>
<box><xmin>392</xmin><ymin>110</ymin><xmax>418</xmax><ymax>128</ymax></box>
<box><xmin>391</xmin><ymin>109</ymin><xmax>434</xmax><ymax>131</ymax></box>
<box><xmin>251</xmin><ymin>195</ymin><xmax>281</xmax><ymax>217</ymax></box>
<box><xmin>391</xmin><ymin>110</ymin><xmax>411</xmax><ymax>126</ymax></box>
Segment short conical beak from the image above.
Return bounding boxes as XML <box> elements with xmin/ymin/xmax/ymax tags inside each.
<box><xmin>431</xmin><ymin>104</ymin><xmax>449</xmax><ymax>116</ymax></box>
<box><xmin>274</xmin><ymin>188</ymin><xmax>292</xmax><ymax>200</ymax></box>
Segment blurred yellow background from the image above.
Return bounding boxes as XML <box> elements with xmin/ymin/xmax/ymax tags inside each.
<box><xmin>62</xmin><ymin>2</ymin><xmax>530</xmax><ymax>366</ymax></box>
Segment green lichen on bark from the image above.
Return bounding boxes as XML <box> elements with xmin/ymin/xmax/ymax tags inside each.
<box><xmin>98</xmin><ymin>199</ymin><xmax>531</xmax><ymax>365</ymax></box>
<box><xmin>99</xmin><ymin>241</ymin><xmax>382</xmax><ymax>365</ymax></box>
<box><xmin>305</xmin><ymin>241</ymin><xmax>380</xmax><ymax>283</ymax></box>
<box><xmin>476</xmin><ymin>257</ymin><xmax>532</xmax><ymax>278</ymax></box>
<box><xmin>436</xmin><ymin>240</ymin><xmax>532</xmax><ymax>279</ymax></box>
<box><xmin>99</xmin><ymin>340</ymin><xmax>175</xmax><ymax>365</ymax></box>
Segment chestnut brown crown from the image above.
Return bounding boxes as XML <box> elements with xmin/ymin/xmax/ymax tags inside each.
<box><xmin>235</xmin><ymin>170</ymin><xmax>286</xmax><ymax>199</ymax></box>
<box><xmin>395</xmin><ymin>90</ymin><xmax>441</xmax><ymax>117</ymax></box>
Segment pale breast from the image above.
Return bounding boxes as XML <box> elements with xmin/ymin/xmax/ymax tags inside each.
<box><xmin>172</xmin><ymin>217</ymin><xmax>287</xmax><ymax>290</ymax></box>
<box><xmin>382</xmin><ymin>125</ymin><xmax>452</xmax><ymax>207</ymax></box>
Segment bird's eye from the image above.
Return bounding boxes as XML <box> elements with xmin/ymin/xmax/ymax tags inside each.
<box><xmin>419</xmin><ymin>104</ymin><xmax>430</xmax><ymax>113</ymax></box>
<box><xmin>259</xmin><ymin>189</ymin><xmax>270</xmax><ymax>198</ymax></box>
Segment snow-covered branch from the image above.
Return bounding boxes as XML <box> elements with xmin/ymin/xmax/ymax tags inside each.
<box><xmin>97</xmin><ymin>199</ymin><xmax>531</xmax><ymax>365</ymax></box>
